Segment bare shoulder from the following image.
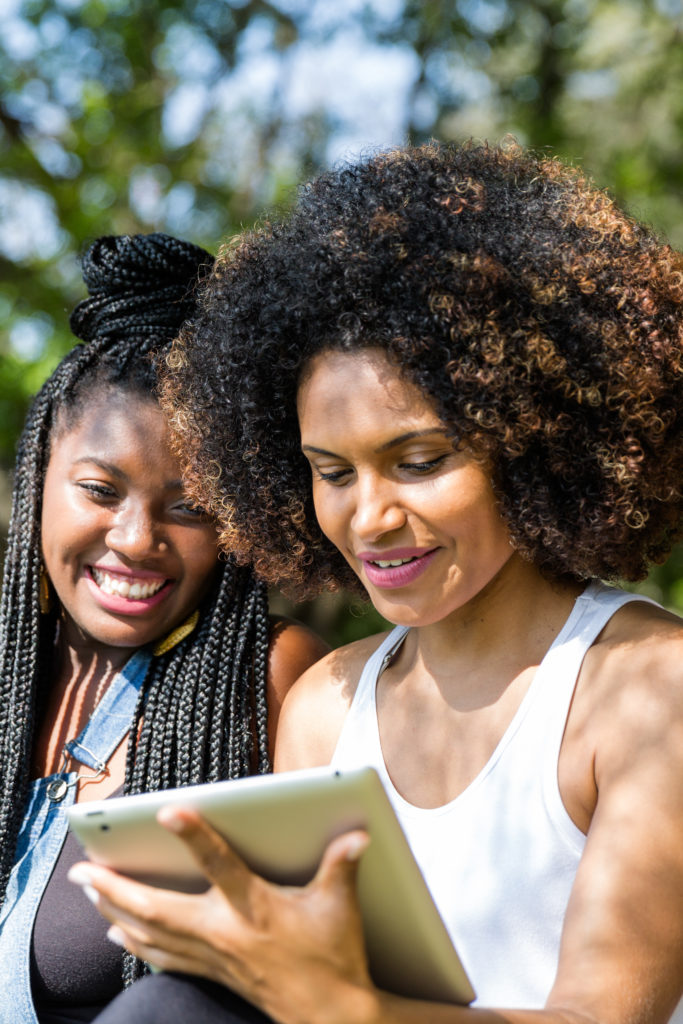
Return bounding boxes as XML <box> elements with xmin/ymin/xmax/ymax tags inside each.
<box><xmin>274</xmin><ymin>630</ymin><xmax>393</xmax><ymax>771</ymax></box>
<box><xmin>588</xmin><ymin>598</ymin><xmax>682</xmax><ymax>691</ymax></box>
<box><xmin>268</xmin><ymin>616</ymin><xmax>331</xmax><ymax>696</ymax></box>
<box><xmin>265</xmin><ymin>616</ymin><xmax>331</xmax><ymax>756</ymax></box>
<box><xmin>580</xmin><ymin>598</ymin><xmax>683</xmax><ymax>772</ymax></box>
<box><xmin>602</xmin><ymin>596</ymin><xmax>682</xmax><ymax>642</ymax></box>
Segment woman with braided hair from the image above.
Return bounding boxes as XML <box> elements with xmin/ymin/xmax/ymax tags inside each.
<box><xmin>79</xmin><ymin>143</ymin><xmax>682</xmax><ymax>1024</ymax></box>
<box><xmin>0</xmin><ymin>232</ymin><xmax>327</xmax><ymax>1024</ymax></box>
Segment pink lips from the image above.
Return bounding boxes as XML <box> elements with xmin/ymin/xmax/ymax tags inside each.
<box><xmin>85</xmin><ymin>566</ymin><xmax>173</xmax><ymax>617</ymax></box>
<box><xmin>357</xmin><ymin>548</ymin><xmax>439</xmax><ymax>590</ymax></box>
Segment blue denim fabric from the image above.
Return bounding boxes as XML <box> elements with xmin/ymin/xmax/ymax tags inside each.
<box><xmin>0</xmin><ymin>649</ymin><xmax>152</xmax><ymax>1024</ymax></box>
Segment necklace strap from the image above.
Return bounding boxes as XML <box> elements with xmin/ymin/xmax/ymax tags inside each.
<box><xmin>152</xmin><ymin>609</ymin><xmax>199</xmax><ymax>656</ymax></box>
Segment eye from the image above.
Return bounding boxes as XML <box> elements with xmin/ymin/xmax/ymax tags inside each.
<box><xmin>77</xmin><ymin>481</ymin><xmax>117</xmax><ymax>500</ymax></box>
<box><xmin>400</xmin><ymin>454</ymin><xmax>449</xmax><ymax>475</ymax></box>
<box><xmin>172</xmin><ymin>499</ymin><xmax>209</xmax><ymax>519</ymax></box>
<box><xmin>315</xmin><ymin>467</ymin><xmax>353</xmax><ymax>485</ymax></box>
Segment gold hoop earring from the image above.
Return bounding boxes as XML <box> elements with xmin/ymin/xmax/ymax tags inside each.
<box><xmin>39</xmin><ymin>566</ymin><xmax>53</xmax><ymax>615</ymax></box>
<box><xmin>153</xmin><ymin>609</ymin><xmax>199</xmax><ymax>657</ymax></box>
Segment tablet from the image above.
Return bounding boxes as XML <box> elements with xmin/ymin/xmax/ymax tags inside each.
<box><xmin>67</xmin><ymin>765</ymin><xmax>474</xmax><ymax>1005</ymax></box>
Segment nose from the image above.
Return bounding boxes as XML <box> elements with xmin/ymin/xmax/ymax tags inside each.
<box><xmin>350</xmin><ymin>472</ymin><xmax>406</xmax><ymax>544</ymax></box>
<box><xmin>106</xmin><ymin>502</ymin><xmax>167</xmax><ymax>561</ymax></box>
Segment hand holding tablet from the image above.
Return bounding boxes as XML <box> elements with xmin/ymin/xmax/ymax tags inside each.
<box><xmin>67</xmin><ymin>765</ymin><xmax>474</xmax><ymax>1005</ymax></box>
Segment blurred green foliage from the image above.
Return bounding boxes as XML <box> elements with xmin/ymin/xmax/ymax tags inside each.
<box><xmin>1</xmin><ymin>0</ymin><xmax>681</xmax><ymax>628</ymax></box>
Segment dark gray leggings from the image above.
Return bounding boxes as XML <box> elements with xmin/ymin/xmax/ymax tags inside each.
<box><xmin>92</xmin><ymin>973</ymin><xmax>273</xmax><ymax>1024</ymax></box>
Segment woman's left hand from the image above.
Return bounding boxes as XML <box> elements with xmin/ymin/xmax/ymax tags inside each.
<box><xmin>68</xmin><ymin>807</ymin><xmax>376</xmax><ymax>1024</ymax></box>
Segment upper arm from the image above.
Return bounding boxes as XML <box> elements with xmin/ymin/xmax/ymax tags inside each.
<box><xmin>266</xmin><ymin>618</ymin><xmax>331</xmax><ymax>758</ymax></box>
<box><xmin>549</xmin><ymin>621</ymin><xmax>683</xmax><ymax>1024</ymax></box>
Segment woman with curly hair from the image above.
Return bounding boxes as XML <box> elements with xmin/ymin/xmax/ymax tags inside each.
<box><xmin>0</xmin><ymin>232</ymin><xmax>326</xmax><ymax>1023</ymax></box>
<box><xmin>79</xmin><ymin>143</ymin><xmax>682</xmax><ymax>1024</ymax></box>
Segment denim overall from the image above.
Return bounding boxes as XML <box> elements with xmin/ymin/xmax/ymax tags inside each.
<box><xmin>0</xmin><ymin>649</ymin><xmax>151</xmax><ymax>1024</ymax></box>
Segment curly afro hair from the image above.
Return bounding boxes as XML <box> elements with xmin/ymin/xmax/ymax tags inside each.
<box><xmin>162</xmin><ymin>141</ymin><xmax>683</xmax><ymax>599</ymax></box>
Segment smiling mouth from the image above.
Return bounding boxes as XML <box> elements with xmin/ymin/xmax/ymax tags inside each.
<box><xmin>369</xmin><ymin>557</ymin><xmax>419</xmax><ymax>568</ymax></box>
<box><xmin>90</xmin><ymin>567</ymin><xmax>169</xmax><ymax>600</ymax></box>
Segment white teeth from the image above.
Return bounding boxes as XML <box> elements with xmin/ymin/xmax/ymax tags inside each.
<box><xmin>91</xmin><ymin>568</ymin><xmax>166</xmax><ymax>600</ymax></box>
<box><xmin>373</xmin><ymin>558</ymin><xmax>414</xmax><ymax>568</ymax></box>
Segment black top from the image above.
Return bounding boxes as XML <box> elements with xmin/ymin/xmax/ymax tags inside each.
<box><xmin>31</xmin><ymin>793</ymin><xmax>125</xmax><ymax>1023</ymax></box>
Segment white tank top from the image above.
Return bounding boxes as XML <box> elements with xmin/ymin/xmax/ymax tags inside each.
<box><xmin>331</xmin><ymin>581</ymin><xmax>682</xmax><ymax>1018</ymax></box>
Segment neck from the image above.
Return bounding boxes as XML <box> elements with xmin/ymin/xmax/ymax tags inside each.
<box><xmin>56</xmin><ymin>612</ymin><xmax>135</xmax><ymax>679</ymax></box>
<box><xmin>53</xmin><ymin>641</ymin><xmax>122</xmax><ymax>694</ymax></box>
<box><xmin>404</xmin><ymin>558</ymin><xmax>584</xmax><ymax>701</ymax></box>
<box><xmin>33</xmin><ymin>636</ymin><xmax>127</xmax><ymax>779</ymax></box>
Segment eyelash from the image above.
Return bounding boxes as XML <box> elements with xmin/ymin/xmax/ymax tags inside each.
<box><xmin>316</xmin><ymin>455</ymin><xmax>448</xmax><ymax>483</ymax></box>
<box><xmin>317</xmin><ymin>469</ymin><xmax>352</xmax><ymax>483</ymax></box>
<box><xmin>174</xmin><ymin>502</ymin><xmax>206</xmax><ymax>518</ymax></box>
<box><xmin>79</xmin><ymin>482</ymin><xmax>117</xmax><ymax>499</ymax></box>
<box><xmin>401</xmin><ymin>455</ymin><xmax>448</xmax><ymax>474</ymax></box>
<box><xmin>78</xmin><ymin>485</ymin><xmax>205</xmax><ymax>521</ymax></box>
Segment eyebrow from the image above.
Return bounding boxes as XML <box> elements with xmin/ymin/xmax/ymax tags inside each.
<box><xmin>302</xmin><ymin>428</ymin><xmax>449</xmax><ymax>458</ymax></box>
<box><xmin>72</xmin><ymin>457</ymin><xmax>184</xmax><ymax>490</ymax></box>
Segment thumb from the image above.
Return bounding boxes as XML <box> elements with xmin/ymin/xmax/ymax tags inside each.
<box><xmin>313</xmin><ymin>830</ymin><xmax>370</xmax><ymax>895</ymax></box>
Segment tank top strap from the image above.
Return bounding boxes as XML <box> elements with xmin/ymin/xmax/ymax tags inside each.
<box><xmin>533</xmin><ymin>580</ymin><xmax>657</xmax><ymax>740</ymax></box>
<box><xmin>534</xmin><ymin>581</ymin><xmax>658</xmax><ymax>843</ymax></box>
<box><xmin>357</xmin><ymin>625</ymin><xmax>410</xmax><ymax>696</ymax></box>
<box><xmin>331</xmin><ymin>627</ymin><xmax>408</xmax><ymax>774</ymax></box>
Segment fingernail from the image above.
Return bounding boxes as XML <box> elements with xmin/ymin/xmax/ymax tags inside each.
<box><xmin>82</xmin><ymin>884</ymin><xmax>101</xmax><ymax>907</ymax></box>
<box><xmin>346</xmin><ymin>834</ymin><xmax>370</xmax><ymax>862</ymax></box>
<box><xmin>67</xmin><ymin>865</ymin><xmax>94</xmax><ymax>886</ymax></box>
<box><xmin>107</xmin><ymin>926</ymin><xmax>125</xmax><ymax>948</ymax></box>
<box><xmin>157</xmin><ymin>806</ymin><xmax>184</xmax><ymax>832</ymax></box>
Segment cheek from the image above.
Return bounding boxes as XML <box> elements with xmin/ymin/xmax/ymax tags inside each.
<box><xmin>41</xmin><ymin>501</ymin><xmax>98</xmax><ymax>567</ymax></box>
<box><xmin>453</xmin><ymin>489</ymin><xmax>511</xmax><ymax>553</ymax></box>
<box><xmin>178</xmin><ymin>530</ymin><xmax>220</xmax><ymax>589</ymax></box>
<box><xmin>312</xmin><ymin>486</ymin><xmax>345</xmax><ymax>544</ymax></box>
<box><xmin>40</xmin><ymin>477</ymin><xmax>62</xmax><ymax>562</ymax></box>
<box><xmin>424</xmin><ymin>473</ymin><xmax>510</xmax><ymax>547</ymax></box>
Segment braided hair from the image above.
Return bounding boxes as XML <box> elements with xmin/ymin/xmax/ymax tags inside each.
<box><xmin>0</xmin><ymin>233</ymin><xmax>271</xmax><ymax>986</ymax></box>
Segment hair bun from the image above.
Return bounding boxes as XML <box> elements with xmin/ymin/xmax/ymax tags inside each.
<box><xmin>69</xmin><ymin>232</ymin><xmax>214</xmax><ymax>346</ymax></box>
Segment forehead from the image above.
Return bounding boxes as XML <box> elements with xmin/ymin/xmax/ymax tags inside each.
<box><xmin>297</xmin><ymin>349</ymin><xmax>440</xmax><ymax>437</ymax></box>
<box><xmin>49</xmin><ymin>392</ymin><xmax>172</xmax><ymax>466</ymax></box>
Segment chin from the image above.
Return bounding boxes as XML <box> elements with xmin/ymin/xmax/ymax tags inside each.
<box><xmin>80</xmin><ymin>619</ymin><xmax>160</xmax><ymax>651</ymax></box>
<box><xmin>368</xmin><ymin>596</ymin><xmax>446</xmax><ymax>628</ymax></box>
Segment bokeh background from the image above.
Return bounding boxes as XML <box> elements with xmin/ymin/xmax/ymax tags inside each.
<box><xmin>1</xmin><ymin>0</ymin><xmax>682</xmax><ymax>643</ymax></box>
